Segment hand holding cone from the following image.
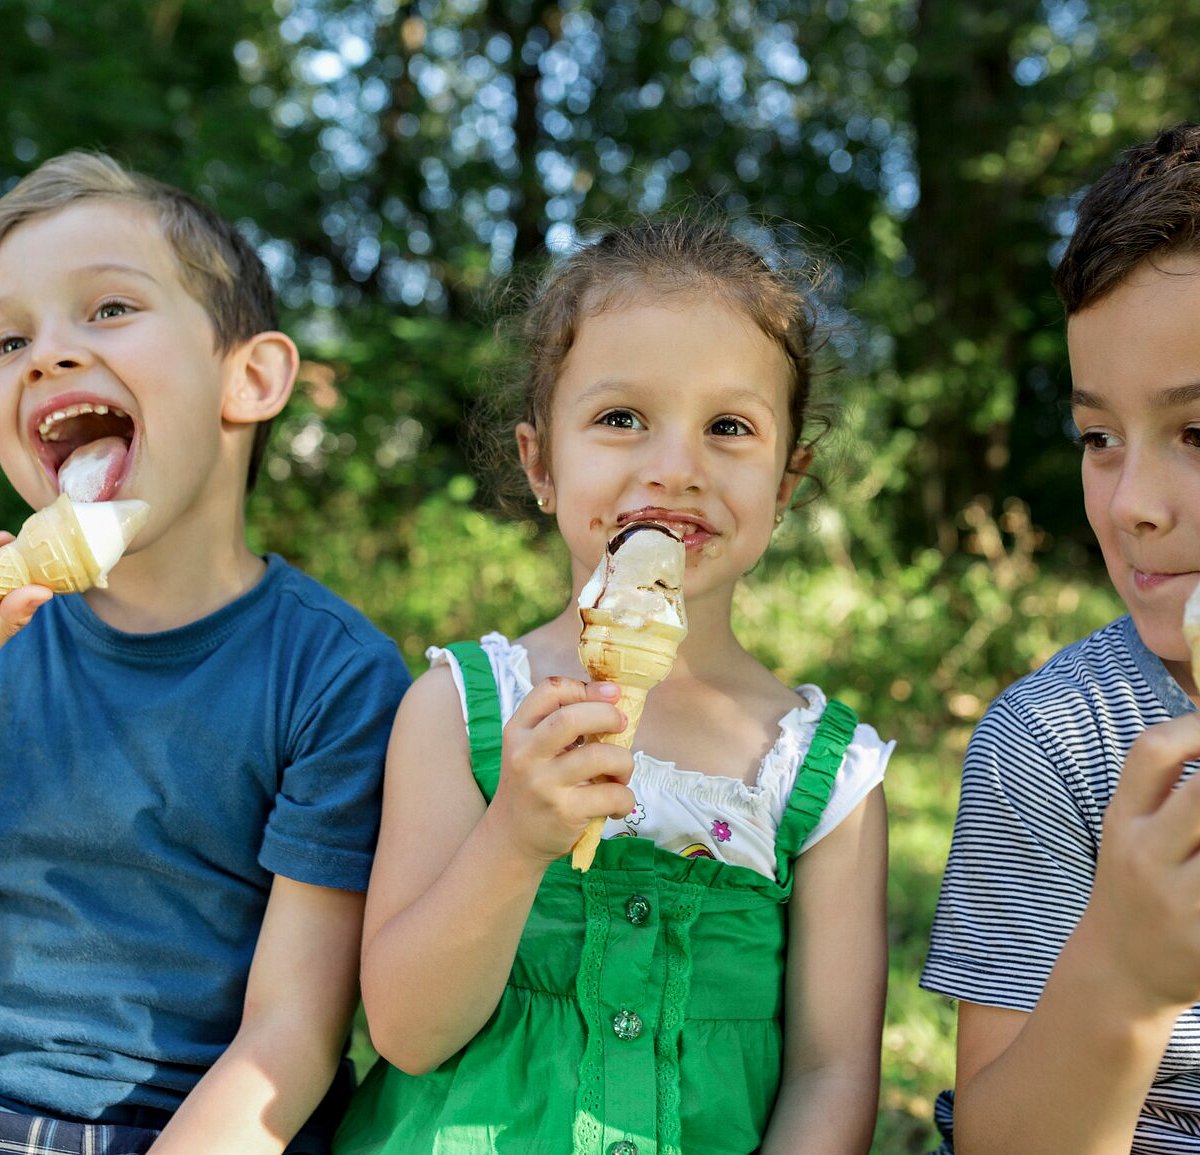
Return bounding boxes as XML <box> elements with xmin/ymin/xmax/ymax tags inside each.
<box><xmin>572</xmin><ymin>523</ymin><xmax>687</xmax><ymax>871</ymax></box>
<box><xmin>0</xmin><ymin>494</ymin><xmax>150</xmax><ymax>599</ymax></box>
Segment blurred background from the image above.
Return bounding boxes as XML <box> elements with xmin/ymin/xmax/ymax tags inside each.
<box><xmin>1</xmin><ymin>1</ymin><xmax>1192</xmax><ymax>1148</ymax></box>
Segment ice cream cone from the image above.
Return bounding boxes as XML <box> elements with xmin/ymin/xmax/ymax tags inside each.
<box><xmin>1186</xmin><ymin>581</ymin><xmax>1200</xmax><ymax>689</ymax></box>
<box><xmin>571</xmin><ymin>608</ymin><xmax>687</xmax><ymax>871</ymax></box>
<box><xmin>0</xmin><ymin>494</ymin><xmax>149</xmax><ymax>599</ymax></box>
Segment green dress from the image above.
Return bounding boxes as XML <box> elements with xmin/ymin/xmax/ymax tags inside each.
<box><xmin>335</xmin><ymin>640</ymin><xmax>857</xmax><ymax>1155</ymax></box>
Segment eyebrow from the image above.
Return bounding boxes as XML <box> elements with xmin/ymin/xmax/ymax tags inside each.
<box><xmin>1072</xmin><ymin>382</ymin><xmax>1200</xmax><ymax>409</ymax></box>
<box><xmin>0</xmin><ymin>264</ymin><xmax>162</xmax><ymax>312</ymax></box>
<box><xmin>79</xmin><ymin>263</ymin><xmax>161</xmax><ymax>284</ymax></box>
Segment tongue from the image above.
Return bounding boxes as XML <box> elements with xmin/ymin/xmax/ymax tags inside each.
<box><xmin>58</xmin><ymin>437</ymin><xmax>129</xmax><ymax>503</ymax></box>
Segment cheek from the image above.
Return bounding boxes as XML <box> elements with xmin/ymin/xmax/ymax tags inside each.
<box><xmin>1080</xmin><ymin>467</ymin><xmax>1111</xmax><ymax>534</ymax></box>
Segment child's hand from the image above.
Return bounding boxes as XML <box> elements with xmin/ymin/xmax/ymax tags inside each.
<box><xmin>0</xmin><ymin>530</ymin><xmax>53</xmax><ymax>645</ymax></box>
<box><xmin>489</xmin><ymin>676</ymin><xmax>634</xmax><ymax>864</ymax></box>
<box><xmin>1085</xmin><ymin>713</ymin><xmax>1200</xmax><ymax>1011</ymax></box>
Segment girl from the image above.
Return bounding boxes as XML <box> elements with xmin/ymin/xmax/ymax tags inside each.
<box><xmin>335</xmin><ymin>217</ymin><xmax>892</xmax><ymax>1155</ymax></box>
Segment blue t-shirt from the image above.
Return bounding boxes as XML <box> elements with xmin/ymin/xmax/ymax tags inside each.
<box><xmin>0</xmin><ymin>555</ymin><xmax>410</xmax><ymax>1121</ymax></box>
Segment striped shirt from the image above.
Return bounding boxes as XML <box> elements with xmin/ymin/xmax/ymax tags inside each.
<box><xmin>922</xmin><ymin>614</ymin><xmax>1200</xmax><ymax>1151</ymax></box>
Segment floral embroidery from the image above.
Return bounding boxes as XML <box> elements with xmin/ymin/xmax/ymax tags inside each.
<box><xmin>711</xmin><ymin>819</ymin><xmax>732</xmax><ymax>843</ymax></box>
<box><xmin>624</xmin><ymin>802</ymin><xmax>646</xmax><ymax>827</ymax></box>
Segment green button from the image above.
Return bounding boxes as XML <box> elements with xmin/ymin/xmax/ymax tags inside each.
<box><xmin>625</xmin><ymin>894</ymin><xmax>650</xmax><ymax>925</ymax></box>
<box><xmin>608</xmin><ymin>1143</ymin><xmax>638</xmax><ymax>1155</ymax></box>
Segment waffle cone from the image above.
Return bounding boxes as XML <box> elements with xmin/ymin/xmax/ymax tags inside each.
<box><xmin>1187</xmin><ymin>584</ymin><xmax>1200</xmax><ymax>690</ymax></box>
<box><xmin>571</xmin><ymin>609</ymin><xmax>687</xmax><ymax>870</ymax></box>
<box><xmin>0</xmin><ymin>495</ymin><xmax>101</xmax><ymax>598</ymax></box>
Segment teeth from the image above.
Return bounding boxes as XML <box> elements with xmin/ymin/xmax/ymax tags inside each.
<box><xmin>38</xmin><ymin>402</ymin><xmax>127</xmax><ymax>442</ymax></box>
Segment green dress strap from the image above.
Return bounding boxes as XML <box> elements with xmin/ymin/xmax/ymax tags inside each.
<box><xmin>443</xmin><ymin>639</ymin><xmax>858</xmax><ymax>878</ymax></box>
<box><xmin>443</xmin><ymin>640</ymin><xmax>504</xmax><ymax>800</ymax></box>
<box><xmin>774</xmin><ymin>697</ymin><xmax>858</xmax><ymax>880</ymax></box>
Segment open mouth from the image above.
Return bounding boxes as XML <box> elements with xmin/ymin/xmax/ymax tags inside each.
<box><xmin>38</xmin><ymin>402</ymin><xmax>135</xmax><ymax>502</ymax></box>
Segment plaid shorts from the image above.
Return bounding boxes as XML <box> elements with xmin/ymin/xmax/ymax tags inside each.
<box><xmin>0</xmin><ymin>1112</ymin><xmax>158</xmax><ymax>1155</ymax></box>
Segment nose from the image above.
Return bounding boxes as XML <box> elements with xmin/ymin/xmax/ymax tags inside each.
<box><xmin>643</xmin><ymin>425</ymin><xmax>706</xmax><ymax>494</ymax></box>
<box><xmin>22</xmin><ymin>322</ymin><xmax>91</xmax><ymax>389</ymax></box>
<box><xmin>1106</xmin><ymin>445</ymin><xmax>1175</xmax><ymax>535</ymax></box>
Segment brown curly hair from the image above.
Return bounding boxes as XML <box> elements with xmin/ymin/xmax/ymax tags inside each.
<box><xmin>1054</xmin><ymin>122</ymin><xmax>1200</xmax><ymax>315</ymax></box>
<box><xmin>474</xmin><ymin>214</ymin><xmax>834</xmax><ymax>517</ymax></box>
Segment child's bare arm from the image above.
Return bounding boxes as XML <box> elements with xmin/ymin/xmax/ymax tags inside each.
<box><xmin>952</xmin><ymin>712</ymin><xmax>1200</xmax><ymax>1154</ymax></box>
<box><xmin>147</xmin><ymin>877</ymin><xmax>365</xmax><ymax>1154</ymax></box>
<box><xmin>761</xmin><ymin>785</ymin><xmax>888</xmax><ymax>1155</ymax></box>
<box><xmin>359</xmin><ymin>666</ymin><xmax>631</xmax><ymax>1074</ymax></box>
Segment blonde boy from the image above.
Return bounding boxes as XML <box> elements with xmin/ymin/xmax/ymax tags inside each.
<box><xmin>0</xmin><ymin>153</ymin><xmax>409</xmax><ymax>1153</ymax></box>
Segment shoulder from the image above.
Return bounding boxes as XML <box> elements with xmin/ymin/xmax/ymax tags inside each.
<box><xmin>398</xmin><ymin>661</ymin><xmax>464</xmax><ymax>725</ymax></box>
<box><xmin>979</xmin><ymin>616</ymin><xmax>1148</xmax><ymax>746</ymax></box>
<box><xmin>260</xmin><ymin>556</ymin><xmax>407</xmax><ymax>672</ymax></box>
<box><xmin>791</xmin><ymin>682</ymin><xmax>893</xmax><ymax>762</ymax></box>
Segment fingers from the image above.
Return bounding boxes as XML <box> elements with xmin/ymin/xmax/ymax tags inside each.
<box><xmin>492</xmin><ymin>675</ymin><xmax>638</xmax><ymax>862</ymax></box>
<box><xmin>1111</xmin><ymin>714</ymin><xmax>1200</xmax><ymax>831</ymax></box>
<box><xmin>0</xmin><ymin>586</ymin><xmax>53</xmax><ymax>646</ymax></box>
<box><xmin>512</xmin><ymin>675</ymin><xmax>627</xmax><ymax>752</ymax></box>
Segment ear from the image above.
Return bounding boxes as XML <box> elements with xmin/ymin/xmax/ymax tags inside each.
<box><xmin>221</xmin><ymin>331</ymin><xmax>298</xmax><ymax>426</ymax></box>
<box><xmin>516</xmin><ymin>421</ymin><xmax>555</xmax><ymax>512</ymax></box>
<box><xmin>775</xmin><ymin>444</ymin><xmax>812</xmax><ymax>514</ymax></box>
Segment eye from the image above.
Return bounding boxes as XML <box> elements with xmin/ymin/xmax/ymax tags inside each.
<box><xmin>1073</xmin><ymin>429</ymin><xmax>1118</xmax><ymax>451</ymax></box>
<box><xmin>0</xmin><ymin>335</ymin><xmax>28</xmax><ymax>355</ymax></box>
<box><xmin>597</xmin><ymin>408</ymin><xmax>644</xmax><ymax>430</ymax></box>
<box><xmin>710</xmin><ymin>415</ymin><xmax>752</xmax><ymax>437</ymax></box>
<box><xmin>93</xmin><ymin>299</ymin><xmax>133</xmax><ymax>321</ymax></box>
<box><xmin>1185</xmin><ymin>426</ymin><xmax>1200</xmax><ymax>448</ymax></box>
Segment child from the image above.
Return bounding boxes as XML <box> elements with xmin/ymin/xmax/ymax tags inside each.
<box><xmin>922</xmin><ymin>122</ymin><xmax>1200</xmax><ymax>1153</ymax></box>
<box><xmin>334</xmin><ymin>217</ymin><xmax>892</xmax><ymax>1155</ymax></box>
<box><xmin>0</xmin><ymin>152</ymin><xmax>411</xmax><ymax>1153</ymax></box>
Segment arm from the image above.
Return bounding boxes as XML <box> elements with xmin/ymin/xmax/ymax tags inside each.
<box><xmin>148</xmin><ymin>876</ymin><xmax>364</xmax><ymax>1155</ymax></box>
<box><xmin>360</xmin><ymin>666</ymin><xmax>633</xmax><ymax>1073</ymax></box>
<box><xmin>952</xmin><ymin>713</ymin><xmax>1200</xmax><ymax>1154</ymax></box>
<box><xmin>761</xmin><ymin>784</ymin><xmax>888</xmax><ymax>1155</ymax></box>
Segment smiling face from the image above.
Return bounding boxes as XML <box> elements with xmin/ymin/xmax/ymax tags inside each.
<box><xmin>1069</xmin><ymin>253</ymin><xmax>1200</xmax><ymax>689</ymax></box>
<box><xmin>518</xmin><ymin>290</ymin><xmax>805</xmax><ymax>613</ymax></box>
<box><xmin>0</xmin><ymin>200</ymin><xmax>245</xmax><ymax>544</ymax></box>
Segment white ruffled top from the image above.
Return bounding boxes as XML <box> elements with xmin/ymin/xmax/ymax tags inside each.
<box><xmin>431</xmin><ymin>633</ymin><xmax>894</xmax><ymax>880</ymax></box>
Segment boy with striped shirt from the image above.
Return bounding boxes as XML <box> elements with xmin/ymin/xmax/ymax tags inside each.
<box><xmin>924</xmin><ymin>123</ymin><xmax>1200</xmax><ymax>1153</ymax></box>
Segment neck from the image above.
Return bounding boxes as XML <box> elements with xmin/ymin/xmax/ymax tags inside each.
<box><xmin>81</xmin><ymin>528</ymin><xmax>265</xmax><ymax>634</ymax></box>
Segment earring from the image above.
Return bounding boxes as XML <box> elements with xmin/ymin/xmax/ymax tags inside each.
<box><xmin>774</xmin><ymin>511</ymin><xmax>784</xmax><ymax>525</ymax></box>
<box><xmin>536</xmin><ymin>497</ymin><xmax>547</xmax><ymax>509</ymax></box>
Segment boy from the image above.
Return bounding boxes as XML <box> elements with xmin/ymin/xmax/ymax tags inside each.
<box><xmin>922</xmin><ymin>122</ymin><xmax>1200</xmax><ymax>1152</ymax></box>
<box><xmin>0</xmin><ymin>152</ymin><xmax>410</xmax><ymax>1152</ymax></box>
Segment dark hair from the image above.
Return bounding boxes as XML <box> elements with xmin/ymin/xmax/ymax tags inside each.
<box><xmin>0</xmin><ymin>150</ymin><xmax>283</xmax><ymax>490</ymax></box>
<box><xmin>476</xmin><ymin>214</ymin><xmax>832</xmax><ymax>517</ymax></box>
<box><xmin>1054</xmin><ymin>122</ymin><xmax>1200</xmax><ymax>315</ymax></box>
